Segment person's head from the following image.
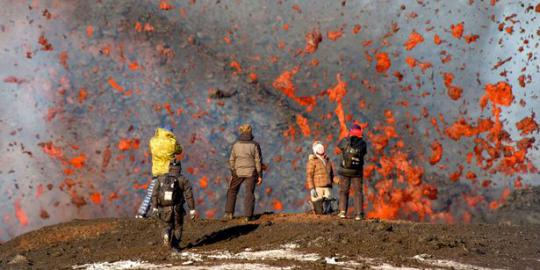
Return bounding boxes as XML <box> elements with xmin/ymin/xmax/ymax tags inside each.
<box><xmin>349</xmin><ymin>123</ymin><xmax>363</xmax><ymax>138</ymax></box>
<box><xmin>169</xmin><ymin>159</ymin><xmax>182</xmax><ymax>176</ymax></box>
<box><xmin>162</xmin><ymin>124</ymin><xmax>173</xmax><ymax>133</ymax></box>
<box><xmin>238</xmin><ymin>124</ymin><xmax>253</xmax><ymax>137</ymax></box>
<box><xmin>312</xmin><ymin>141</ymin><xmax>325</xmax><ymax>156</ymax></box>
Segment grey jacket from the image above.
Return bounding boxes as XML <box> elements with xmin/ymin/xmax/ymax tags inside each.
<box><xmin>229</xmin><ymin>134</ymin><xmax>263</xmax><ymax>178</ymax></box>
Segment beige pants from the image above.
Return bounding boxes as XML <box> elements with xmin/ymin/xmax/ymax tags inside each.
<box><xmin>310</xmin><ymin>187</ymin><xmax>332</xmax><ymax>201</ymax></box>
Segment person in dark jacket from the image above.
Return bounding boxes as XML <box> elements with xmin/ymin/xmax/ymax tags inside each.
<box><xmin>224</xmin><ymin>124</ymin><xmax>263</xmax><ymax>222</ymax></box>
<box><xmin>337</xmin><ymin>124</ymin><xmax>367</xmax><ymax>220</ymax></box>
<box><xmin>151</xmin><ymin>161</ymin><xmax>197</xmax><ymax>251</ymax></box>
<box><xmin>136</xmin><ymin>125</ymin><xmax>182</xmax><ymax>218</ymax></box>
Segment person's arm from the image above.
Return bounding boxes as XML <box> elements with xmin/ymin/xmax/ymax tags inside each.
<box><xmin>337</xmin><ymin>137</ymin><xmax>348</xmax><ymax>152</ymax></box>
<box><xmin>254</xmin><ymin>143</ymin><xmax>263</xmax><ymax>179</ymax></box>
<box><xmin>180</xmin><ymin>177</ymin><xmax>195</xmax><ymax>211</ymax></box>
<box><xmin>330</xmin><ymin>161</ymin><xmax>340</xmax><ymax>184</ymax></box>
<box><xmin>229</xmin><ymin>144</ymin><xmax>237</xmax><ymax>176</ymax></box>
<box><xmin>361</xmin><ymin>140</ymin><xmax>368</xmax><ymax>158</ymax></box>
<box><xmin>306</xmin><ymin>157</ymin><xmax>316</xmax><ymax>190</ymax></box>
<box><xmin>151</xmin><ymin>179</ymin><xmax>159</xmax><ymax>209</ymax></box>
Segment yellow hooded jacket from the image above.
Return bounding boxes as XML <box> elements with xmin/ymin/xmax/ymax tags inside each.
<box><xmin>150</xmin><ymin>128</ymin><xmax>182</xmax><ymax>176</ymax></box>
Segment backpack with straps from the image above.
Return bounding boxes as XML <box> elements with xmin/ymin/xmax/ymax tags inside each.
<box><xmin>342</xmin><ymin>138</ymin><xmax>364</xmax><ymax>170</ymax></box>
<box><xmin>157</xmin><ymin>174</ymin><xmax>179</xmax><ymax>207</ymax></box>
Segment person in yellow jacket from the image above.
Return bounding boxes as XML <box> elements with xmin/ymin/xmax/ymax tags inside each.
<box><xmin>136</xmin><ymin>125</ymin><xmax>182</xmax><ymax>218</ymax></box>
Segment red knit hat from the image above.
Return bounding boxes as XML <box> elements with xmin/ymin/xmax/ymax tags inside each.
<box><xmin>349</xmin><ymin>124</ymin><xmax>363</xmax><ymax>138</ymax></box>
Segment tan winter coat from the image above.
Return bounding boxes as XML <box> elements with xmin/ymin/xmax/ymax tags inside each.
<box><xmin>306</xmin><ymin>154</ymin><xmax>338</xmax><ymax>190</ymax></box>
<box><xmin>229</xmin><ymin>135</ymin><xmax>263</xmax><ymax>178</ymax></box>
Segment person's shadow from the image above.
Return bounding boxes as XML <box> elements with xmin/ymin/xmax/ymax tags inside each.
<box><xmin>184</xmin><ymin>224</ymin><xmax>259</xmax><ymax>248</ymax></box>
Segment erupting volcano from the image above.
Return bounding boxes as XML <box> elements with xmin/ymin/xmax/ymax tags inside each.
<box><xmin>0</xmin><ymin>0</ymin><xmax>540</xmax><ymax>268</ymax></box>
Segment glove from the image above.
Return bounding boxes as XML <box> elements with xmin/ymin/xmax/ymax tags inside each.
<box><xmin>151</xmin><ymin>208</ymin><xmax>159</xmax><ymax>218</ymax></box>
<box><xmin>189</xmin><ymin>209</ymin><xmax>197</xmax><ymax>220</ymax></box>
<box><xmin>310</xmin><ymin>189</ymin><xmax>318</xmax><ymax>198</ymax></box>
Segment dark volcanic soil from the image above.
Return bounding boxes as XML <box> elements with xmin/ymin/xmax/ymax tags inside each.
<box><xmin>1</xmin><ymin>213</ymin><xmax>539</xmax><ymax>269</ymax></box>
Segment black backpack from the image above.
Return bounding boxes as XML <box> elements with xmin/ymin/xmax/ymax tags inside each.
<box><xmin>342</xmin><ymin>138</ymin><xmax>364</xmax><ymax>170</ymax></box>
<box><xmin>157</xmin><ymin>174</ymin><xmax>179</xmax><ymax>207</ymax></box>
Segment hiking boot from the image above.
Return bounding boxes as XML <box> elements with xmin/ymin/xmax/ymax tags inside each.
<box><xmin>222</xmin><ymin>213</ymin><xmax>233</xmax><ymax>221</ymax></box>
<box><xmin>354</xmin><ymin>215</ymin><xmax>363</xmax><ymax>221</ymax></box>
<box><xmin>338</xmin><ymin>211</ymin><xmax>346</xmax><ymax>219</ymax></box>
<box><xmin>243</xmin><ymin>216</ymin><xmax>254</xmax><ymax>223</ymax></box>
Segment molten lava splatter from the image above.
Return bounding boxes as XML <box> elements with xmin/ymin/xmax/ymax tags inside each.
<box><xmin>429</xmin><ymin>140</ymin><xmax>443</xmax><ymax>165</ymax></box>
<box><xmin>404</xmin><ymin>30</ymin><xmax>424</xmax><ymax>50</ymax></box>
<box><xmin>375</xmin><ymin>52</ymin><xmax>391</xmax><ymax>73</ymax></box>
<box><xmin>14</xmin><ymin>201</ymin><xmax>29</xmax><ymax>226</ymax></box>
<box><xmin>515</xmin><ymin>114</ymin><xmax>538</xmax><ymax>135</ymax></box>
<box><xmin>304</xmin><ymin>29</ymin><xmax>322</xmax><ymax>54</ymax></box>
<box><xmin>450</xmin><ymin>22</ymin><xmax>464</xmax><ymax>39</ymax></box>
<box><xmin>272</xmin><ymin>67</ymin><xmax>316</xmax><ymax>108</ymax></box>
<box><xmin>295</xmin><ymin>114</ymin><xmax>311</xmax><ymax>137</ymax></box>
<box><xmin>481</xmin><ymin>81</ymin><xmax>514</xmax><ymax>108</ymax></box>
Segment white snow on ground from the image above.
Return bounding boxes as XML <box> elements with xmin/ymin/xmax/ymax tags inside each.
<box><xmin>74</xmin><ymin>261</ymin><xmax>293</xmax><ymax>270</ymax></box>
<box><xmin>73</xmin><ymin>245</ymin><xmax>504</xmax><ymax>270</ymax></box>
<box><xmin>413</xmin><ymin>254</ymin><xmax>506</xmax><ymax>270</ymax></box>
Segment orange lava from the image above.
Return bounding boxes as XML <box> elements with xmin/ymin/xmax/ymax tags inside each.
<box><xmin>404</xmin><ymin>30</ymin><xmax>424</xmax><ymax>50</ymax></box>
<box><xmin>90</xmin><ymin>192</ymin><xmax>102</xmax><ymax>204</ymax></box>
<box><xmin>15</xmin><ymin>201</ymin><xmax>29</xmax><ymax>226</ymax></box>
<box><xmin>70</xmin><ymin>155</ymin><xmax>86</xmax><ymax>168</ymax></box>
<box><xmin>304</xmin><ymin>29</ymin><xmax>322</xmax><ymax>54</ymax></box>
<box><xmin>200</xmin><ymin>176</ymin><xmax>208</xmax><ymax>189</ymax></box>
<box><xmin>108</xmin><ymin>77</ymin><xmax>125</xmax><ymax>92</ymax></box>
<box><xmin>295</xmin><ymin>114</ymin><xmax>311</xmax><ymax>137</ymax></box>
<box><xmin>450</xmin><ymin>22</ymin><xmax>464</xmax><ymax>39</ymax></box>
<box><xmin>515</xmin><ymin>115</ymin><xmax>538</xmax><ymax>135</ymax></box>
<box><xmin>327</xmin><ymin>29</ymin><xmax>343</xmax><ymax>41</ymax></box>
<box><xmin>273</xmin><ymin>199</ymin><xmax>284</xmax><ymax>211</ymax></box>
<box><xmin>86</xmin><ymin>25</ymin><xmax>94</xmax><ymax>38</ymax></box>
<box><xmin>272</xmin><ymin>67</ymin><xmax>316</xmax><ymax>108</ymax></box>
<box><xmin>429</xmin><ymin>140</ymin><xmax>443</xmax><ymax>165</ymax></box>
<box><xmin>375</xmin><ymin>52</ymin><xmax>391</xmax><ymax>73</ymax></box>
<box><xmin>481</xmin><ymin>82</ymin><xmax>514</xmax><ymax>108</ymax></box>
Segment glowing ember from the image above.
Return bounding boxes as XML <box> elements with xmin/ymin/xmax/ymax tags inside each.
<box><xmin>404</xmin><ymin>30</ymin><xmax>424</xmax><ymax>50</ymax></box>
<box><xmin>375</xmin><ymin>52</ymin><xmax>391</xmax><ymax>73</ymax></box>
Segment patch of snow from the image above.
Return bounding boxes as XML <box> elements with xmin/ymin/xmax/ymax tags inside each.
<box><xmin>74</xmin><ymin>261</ymin><xmax>293</xmax><ymax>270</ymax></box>
<box><xmin>73</xmin><ymin>260</ymin><xmax>170</xmax><ymax>270</ymax></box>
<box><xmin>413</xmin><ymin>254</ymin><xmax>505</xmax><ymax>270</ymax></box>
<box><xmin>208</xmin><ymin>248</ymin><xmax>320</xmax><ymax>262</ymax></box>
<box><xmin>177</xmin><ymin>251</ymin><xmax>204</xmax><ymax>262</ymax></box>
<box><xmin>324</xmin><ymin>257</ymin><xmax>366</xmax><ymax>270</ymax></box>
<box><xmin>371</xmin><ymin>263</ymin><xmax>422</xmax><ymax>270</ymax></box>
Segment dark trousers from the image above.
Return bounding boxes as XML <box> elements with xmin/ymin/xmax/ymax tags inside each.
<box><xmin>339</xmin><ymin>176</ymin><xmax>364</xmax><ymax>216</ymax></box>
<box><xmin>159</xmin><ymin>204</ymin><xmax>184</xmax><ymax>248</ymax></box>
<box><xmin>225</xmin><ymin>175</ymin><xmax>256</xmax><ymax>217</ymax></box>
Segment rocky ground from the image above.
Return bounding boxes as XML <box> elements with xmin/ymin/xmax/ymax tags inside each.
<box><xmin>1</xmin><ymin>212</ymin><xmax>539</xmax><ymax>270</ymax></box>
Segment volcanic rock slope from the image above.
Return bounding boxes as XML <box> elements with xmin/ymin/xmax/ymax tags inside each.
<box><xmin>1</xmin><ymin>213</ymin><xmax>540</xmax><ymax>269</ymax></box>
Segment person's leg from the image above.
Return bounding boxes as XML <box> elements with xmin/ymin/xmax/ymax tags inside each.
<box><xmin>320</xmin><ymin>187</ymin><xmax>333</xmax><ymax>214</ymax></box>
<box><xmin>244</xmin><ymin>176</ymin><xmax>257</xmax><ymax>218</ymax></box>
<box><xmin>171</xmin><ymin>206</ymin><xmax>184</xmax><ymax>249</ymax></box>
<box><xmin>136</xmin><ymin>177</ymin><xmax>157</xmax><ymax>218</ymax></box>
<box><xmin>352</xmin><ymin>177</ymin><xmax>364</xmax><ymax>219</ymax></box>
<box><xmin>159</xmin><ymin>206</ymin><xmax>174</xmax><ymax>247</ymax></box>
<box><xmin>225</xmin><ymin>175</ymin><xmax>244</xmax><ymax>216</ymax></box>
<box><xmin>339</xmin><ymin>177</ymin><xmax>351</xmax><ymax>215</ymax></box>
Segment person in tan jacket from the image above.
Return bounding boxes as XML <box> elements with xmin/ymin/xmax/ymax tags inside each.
<box><xmin>224</xmin><ymin>124</ymin><xmax>263</xmax><ymax>221</ymax></box>
<box><xmin>306</xmin><ymin>141</ymin><xmax>338</xmax><ymax>214</ymax></box>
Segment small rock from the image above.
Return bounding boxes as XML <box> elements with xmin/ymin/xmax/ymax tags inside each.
<box><xmin>8</xmin><ymin>254</ymin><xmax>30</xmax><ymax>265</ymax></box>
